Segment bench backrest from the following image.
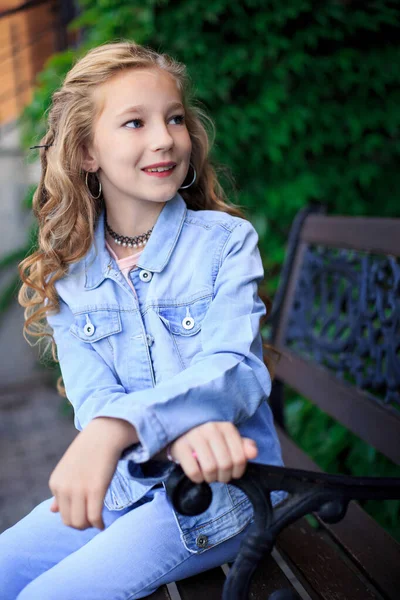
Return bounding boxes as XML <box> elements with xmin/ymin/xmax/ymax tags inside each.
<box><xmin>268</xmin><ymin>206</ymin><xmax>400</xmax><ymax>466</ymax></box>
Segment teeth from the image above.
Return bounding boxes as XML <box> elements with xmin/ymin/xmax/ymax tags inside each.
<box><xmin>145</xmin><ymin>165</ymin><xmax>174</xmax><ymax>172</ymax></box>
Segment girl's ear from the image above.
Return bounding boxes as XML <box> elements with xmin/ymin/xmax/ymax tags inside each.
<box><xmin>81</xmin><ymin>144</ymin><xmax>99</xmax><ymax>172</ymax></box>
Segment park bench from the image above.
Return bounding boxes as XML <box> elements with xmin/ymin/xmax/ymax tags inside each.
<box><xmin>145</xmin><ymin>205</ymin><xmax>400</xmax><ymax>600</ymax></box>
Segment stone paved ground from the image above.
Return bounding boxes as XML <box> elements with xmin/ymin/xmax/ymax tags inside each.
<box><xmin>0</xmin><ymin>377</ymin><xmax>77</xmax><ymax>534</ymax></box>
<box><xmin>0</xmin><ymin>123</ymin><xmax>77</xmax><ymax>534</ymax></box>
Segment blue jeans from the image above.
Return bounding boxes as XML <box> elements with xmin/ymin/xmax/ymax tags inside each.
<box><xmin>0</xmin><ymin>485</ymin><xmax>252</xmax><ymax>599</ymax></box>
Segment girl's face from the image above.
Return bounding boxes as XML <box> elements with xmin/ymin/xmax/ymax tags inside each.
<box><xmin>83</xmin><ymin>67</ymin><xmax>192</xmax><ymax>207</ymax></box>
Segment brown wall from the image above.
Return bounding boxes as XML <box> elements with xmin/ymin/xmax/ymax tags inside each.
<box><xmin>1</xmin><ymin>0</ymin><xmax>75</xmax><ymax>126</ymax></box>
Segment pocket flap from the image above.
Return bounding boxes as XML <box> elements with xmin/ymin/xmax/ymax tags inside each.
<box><xmin>69</xmin><ymin>309</ymin><xmax>122</xmax><ymax>342</ymax></box>
<box><xmin>157</xmin><ymin>296</ymin><xmax>211</xmax><ymax>336</ymax></box>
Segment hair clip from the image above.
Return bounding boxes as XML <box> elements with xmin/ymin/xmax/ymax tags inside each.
<box><xmin>29</xmin><ymin>144</ymin><xmax>53</xmax><ymax>149</ymax></box>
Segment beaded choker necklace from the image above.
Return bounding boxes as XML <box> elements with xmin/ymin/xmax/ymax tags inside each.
<box><xmin>105</xmin><ymin>219</ymin><xmax>153</xmax><ymax>249</ymax></box>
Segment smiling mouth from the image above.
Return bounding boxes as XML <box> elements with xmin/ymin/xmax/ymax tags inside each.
<box><xmin>142</xmin><ymin>165</ymin><xmax>177</xmax><ymax>177</ymax></box>
<box><xmin>142</xmin><ymin>165</ymin><xmax>176</xmax><ymax>173</ymax></box>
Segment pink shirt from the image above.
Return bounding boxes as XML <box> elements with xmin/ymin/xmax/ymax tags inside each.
<box><xmin>105</xmin><ymin>239</ymin><xmax>143</xmax><ymax>293</ymax></box>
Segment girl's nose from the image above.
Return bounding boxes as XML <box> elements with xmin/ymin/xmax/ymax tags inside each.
<box><xmin>149</xmin><ymin>123</ymin><xmax>174</xmax><ymax>152</ymax></box>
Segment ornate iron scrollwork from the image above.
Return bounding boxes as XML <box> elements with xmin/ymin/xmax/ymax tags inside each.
<box><xmin>285</xmin><ymin>246</ymin><xmax>400</xmax><ymax>407</ymax></box>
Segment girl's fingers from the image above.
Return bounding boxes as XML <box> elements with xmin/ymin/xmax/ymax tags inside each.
<box><xmin>178</xmin><ymin>438</ymin><xmax>218</xmax><ymax>484</ymax></box>
<box><xmin>198</xmin><ymin>432</ymin><xmax>258</xmax><ymax>483</ymax></box>
<box><xmin>70</xmin><ymin>493</ymin><xmax>92</xmax><ymax>530</ymax></box>
<box><xmin>207</xmin><ymin>431</ymin><xmax>236</xmax><ymax>483</ymax></box>
<box><xmin>222</xmin><ymin>429</ymin><xmax>248</xmax><ymax>480</ymax></box>
<box><xmin>243</xmin><ymin>437</ymin><xmax>258</xmax><ymax>460</ymax></box>
<box><xmin>178</xmin><ymin>441</ymin><xmax>205</xmax><ymax>484</ymax></box>
<box><xmin>50</xmin><ymin>491</ymin><xmax>105</xmax><ymax>530</ymax></box>
<box><xmin>193</xmin><ymin>438</ymin><xmax>220</xmax><ymax>484</ymax></box>
<box><xmin>174</xmin><ymin>425</ymin><xmax>259</xmax><ymax>485</ymax></box>
<box><xmin>87</xmin><ymin>491</ymin><xmax>105</xmax><ymax>530</ymax></box>
<box><xmin>57</xmin><ymin>493</ymin><xmax>72</xmax><ymax>528</ymax></box>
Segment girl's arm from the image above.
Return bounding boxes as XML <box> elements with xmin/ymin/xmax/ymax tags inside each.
<box><xmin>48</xmin><ymin>417</ymin><xmax>258</xmax><ymax>530</ymax></box>
<box><xmin>47</xmin><ymin>219</ymin><xmax>269</xmax><ymax>465</ymax></box>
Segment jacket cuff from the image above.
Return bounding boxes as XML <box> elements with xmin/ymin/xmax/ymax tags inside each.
<box><xmin>94</xmin><ymin>406</ymin><xmax>168</xmax><ymax>463</ymax></box>
<box><xmin>125</xmin><ymin>458</ymin><xmax>176</xmax><ymax>485</ymax></box>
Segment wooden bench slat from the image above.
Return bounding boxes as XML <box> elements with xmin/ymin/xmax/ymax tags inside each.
<box><xmin>277</xmin><ymin>426</ymin><xmax>400</xmax><ymax>599</ymax></box>
<box><xmin>277</xmin><ymin>518</ymin><xmax>380</xmax><ymax>600</ymax></box>
<box><xmin>300</xmin><ymin>215</ymin><xmax>400</xmax><ymax>256</ymax></box>
<box><xmin>275</xmin><ymin>352</ymin><xmax>400</xmax><ymax>465</ymax></box>
<box><xmin>148</xmin><ymin>554</ymin><xmax>303</xmax><ymax>600</ymax></box>
<box><xmin>175</xmin><ymin>566</ymin><xmax>226</xmax><ymax>599</ymax></box>
<box><xmin>328</xmin><ymin>506</ymin><xmax>400</xmax><ymax>600</ymax></box>
<box><xmin>145</xmin><ymin>585</ymin><xmax>172</xmax><ymax>599</ymax></box>
<box><xmin>247</xmin><ymin>551</ymin><xmax>309</xmax><ymax>599</ymax></box>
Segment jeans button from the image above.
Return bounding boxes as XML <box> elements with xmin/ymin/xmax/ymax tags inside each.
<box><xmin>196</xmin><ymin>534</ymin><xmax>208</xmax><ymax>548</ymax></box>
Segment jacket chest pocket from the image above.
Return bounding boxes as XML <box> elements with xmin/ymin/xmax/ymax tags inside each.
<box><xmin>156</xmin><ymin>295</ymin><xmax>212</xmax><ymax>367</ymax></box>
<box><xmin>69</xmin><ymin>309</ymin><xmax>122</xmax><ymax>367</ymax></box>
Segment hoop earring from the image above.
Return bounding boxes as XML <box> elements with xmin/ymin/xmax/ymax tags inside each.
<box><xmin>85</xmin><ymin>171</ymin><xmax>102</xmax><ymax>199</ymax></box>
<box><xmin>179</xmin><ymin>163</ymin><xmax>197</xmax><ymax>190</ymax></box>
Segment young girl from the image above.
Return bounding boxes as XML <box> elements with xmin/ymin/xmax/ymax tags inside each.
<box><xmin>0</xmin><ymin>41</ymin><xmax>285</xmax><ymax>599</ymax></box>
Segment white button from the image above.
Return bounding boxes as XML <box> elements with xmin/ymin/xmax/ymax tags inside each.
<box><xmin>139</xmin><ymin>270</ymin><xmax>153</xmax><ymax>282</ymax></box>
<box><xmin>83</xmin><ymin>323</ymin><xmax>95</xmax><ymax>336</ymax></box>
<box><xmin>182</xmin><ymin>317</ymin><xmax>195</xmax><ymax>330</ymax></box>
<box><xmin>146</xmin><ymin>334</ymin><xmax>154</xmax><ymax>346</ymax></box>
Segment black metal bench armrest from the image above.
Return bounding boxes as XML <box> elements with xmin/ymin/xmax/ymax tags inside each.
<box><xmin>165</xmin><ymin>462</ymin><xmax>400</xmax><ymax>600</ymax></box>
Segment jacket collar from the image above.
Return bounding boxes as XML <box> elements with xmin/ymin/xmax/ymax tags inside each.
<box><xmin>84</xmin><ymin>192</ymin><xmax>187</xmax><ymax>290</ymax></box>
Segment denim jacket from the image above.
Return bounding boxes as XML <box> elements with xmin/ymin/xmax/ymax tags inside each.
<box><xmin>45</xmin><ymin>192</ymin><xmax>286</xmax><ymax>554</ymax></box>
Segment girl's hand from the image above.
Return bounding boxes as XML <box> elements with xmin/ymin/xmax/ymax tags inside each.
<box><xmin>48</xmin><ymin>417</ymin><xmax>138</xmax><ymax>530</ymax></box>
<box><xmin>168</xmin><ymin>421</ymin><xmax>258</xmax><ymax>484</ymax></box>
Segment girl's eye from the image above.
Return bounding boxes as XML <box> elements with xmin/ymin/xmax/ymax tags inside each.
<box><xmin>170</xmin><ymin>114</ymin><xmax>185</xmax><ymax>125</ymax></box>
<box><xmin>125</xmin><ymin>119</ymin><xmax>143</xmax><ymax>129</ymax></box>
<box><xmin>124</xmin><ymin>114</ymin><xmax>185</xmax><ymax>129</ymax></box>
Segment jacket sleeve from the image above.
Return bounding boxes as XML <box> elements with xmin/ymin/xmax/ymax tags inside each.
<box><xmin>46</xmin><ymin>219</ymin><xmax>271</xmax><ymax>464</ymax></box>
